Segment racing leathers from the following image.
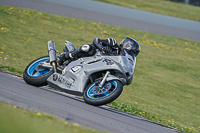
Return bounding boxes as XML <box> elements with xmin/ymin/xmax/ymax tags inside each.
<box><xmin>57</xmin><ymin>38</ymin><xmax>120</xmax><ymax>65</ymax></box>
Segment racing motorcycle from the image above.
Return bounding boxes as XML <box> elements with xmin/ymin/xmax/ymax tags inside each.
<box><xmin>23</xmin><ymin>40</ymin><xmax>136</xmax><ymax>106</ymax></box>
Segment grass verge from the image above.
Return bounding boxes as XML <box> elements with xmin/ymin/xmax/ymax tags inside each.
<box><xmin>0</xmin><ymin>102</ymin><xmax>104</xmax><ymax>133</ymax></box>
<box><xmin>0</xmin><ymin>5</ymin><xmax>200</xmax><ymax>133</ymax></box>
<box><xmin>94</xmin><ymin>0</ymin><xmax>200</xmax><ymax>22</ymax></box>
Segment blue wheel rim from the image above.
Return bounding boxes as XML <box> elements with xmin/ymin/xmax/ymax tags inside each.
<box><xmin>27</xmin><ymin>57</ymin><xmax>52</xmax><ymax>77</ymax></box>
<box><xmin>87</xmin><ymin>80</ymin><xmax>117</xmax><ymax>99</ymax></box>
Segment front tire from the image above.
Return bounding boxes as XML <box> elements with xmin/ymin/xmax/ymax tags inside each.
<box><xmin>23</xmin><ymin>56</ymin><xmax>54</xmax><ymax>87</ymax></box>
<box><xmin>83</xmin><ymin>80</ymin><xmax>123</xmax><ymax>106</ymax></box>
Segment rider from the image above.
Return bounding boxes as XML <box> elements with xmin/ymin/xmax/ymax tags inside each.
<box><xmin>57</xmin><ymin>37</ymin><xmax>140</xmax><ymax>65</ymax></box>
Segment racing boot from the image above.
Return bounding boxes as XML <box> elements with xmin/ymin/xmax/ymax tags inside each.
<box><xmin>57</xmin><ymin>52</ymin><xmax>68</xmax><ymax>65</ymax></box>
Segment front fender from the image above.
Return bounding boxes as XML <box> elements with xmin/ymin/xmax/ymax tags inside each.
<box><xmin>106</xmin><ymin>74</ymin><xmax>126</xmax><ymax>85</ymax></box>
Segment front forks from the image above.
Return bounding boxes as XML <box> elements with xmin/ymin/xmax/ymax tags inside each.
<box><xmin>98</xmin><ymin>71</ymin><xmax>110</xmax><ymax>88</ymax></box>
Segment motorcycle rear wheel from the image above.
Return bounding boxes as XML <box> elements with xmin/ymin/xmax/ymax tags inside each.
<box><xmin>23</xmin><ymin>56</ymin><xmax>54</xmax><ymax>87</ymax></box>
<box><xmin>83</xmin><ymin>80</ymin><xmax>123</xmax><ymax>106</ymax></box>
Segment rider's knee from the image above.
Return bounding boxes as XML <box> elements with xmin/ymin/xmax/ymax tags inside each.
<box><xmin>80</xmin><ymin>44</ymin><xmax>91</xmax><ymax>52</ymax></box>
<box><xmin>80</xmin><ymin>44</ymin><xmax>96</xmax><ymax>55</ymax></box>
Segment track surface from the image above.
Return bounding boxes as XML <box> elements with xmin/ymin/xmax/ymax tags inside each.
<box><xmin>0</xmin><ymin>0</ymin><xmax>200</xmax><ymax>42</ymax></box>
<box><xmin>0</xmin><ymin>72</ymin><xmax>176</xmax><ymax>133</ymax></box>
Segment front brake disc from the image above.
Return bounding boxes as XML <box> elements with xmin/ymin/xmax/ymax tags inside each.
<box><xmin>92</xmin><ymin>82</ymin><xmax>112</xmax><ymax>95</ymax></box>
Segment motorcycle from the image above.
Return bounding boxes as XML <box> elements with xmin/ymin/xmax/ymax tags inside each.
<box><xmin>23</xmin><ymin>40</ymin><xmax>136</xmax><ymax>106</ymax></box>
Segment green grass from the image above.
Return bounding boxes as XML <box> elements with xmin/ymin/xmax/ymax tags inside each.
<box><xmin>0</xmin><ymin>102</ymin><xmax>104</xmax><ymax>133</ymax></box>
<box><xmin>95</xmin><ymin>0</ymin><xmax>200</xmax><ymax>22</ymax></box>
<box><xmin>0</xmin><ymin>5</ymin><xmax>200</xmax><ymax>133</ymax></box>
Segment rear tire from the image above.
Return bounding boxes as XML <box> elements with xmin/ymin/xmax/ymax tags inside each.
<box><xmin>23</xmin><ymin>56</ymin><xmax>54</xmax><ymax>87</ymax></box>
<box><xmin>83</xmin><ymin>80</ymin><xmax>123</xmax><ymax>106</ymax></box>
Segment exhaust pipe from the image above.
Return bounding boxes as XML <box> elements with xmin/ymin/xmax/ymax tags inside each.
<box><xmin>47</xmin><ymin>40</ymin><xmax>57</xmax><ymax>72</ymax></box>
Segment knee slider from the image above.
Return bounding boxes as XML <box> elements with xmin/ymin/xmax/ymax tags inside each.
<box><xmin>80</xmin><ymin>44</ymin><xmax>91</xmax><ymax>52</ymax></box>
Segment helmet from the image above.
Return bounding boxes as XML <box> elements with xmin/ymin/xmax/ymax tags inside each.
<box><xmin>120</xmin><ymin>37</ymin><xmax>140</xmax><ymax>56</ymax></box>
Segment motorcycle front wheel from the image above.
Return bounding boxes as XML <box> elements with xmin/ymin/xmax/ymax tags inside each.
<box><xmin>83</xmin><ymin>80</ymin><xmax>123</xmax><ymax>106</ymax></box>
<box><xmin>23</xmin><ymin>56</ymin><xmax>54</xmax><ymax>87</ymax></box>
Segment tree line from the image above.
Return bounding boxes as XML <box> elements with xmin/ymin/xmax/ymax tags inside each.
<box><xmin>169</xmin><ymin>0</ymin><xmax>200</xmax><ymax>7</ymax></box>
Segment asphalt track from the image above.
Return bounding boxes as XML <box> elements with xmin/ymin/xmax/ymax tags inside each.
<box><xmin>0</xmin><ymin>0</ymin><xmax>200</xmax><ymax>42</ymax></box>
<box><xmin>0</xmin><ymin>72</ymin><xmax>177</xmax><ymax>133</ymax></box>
